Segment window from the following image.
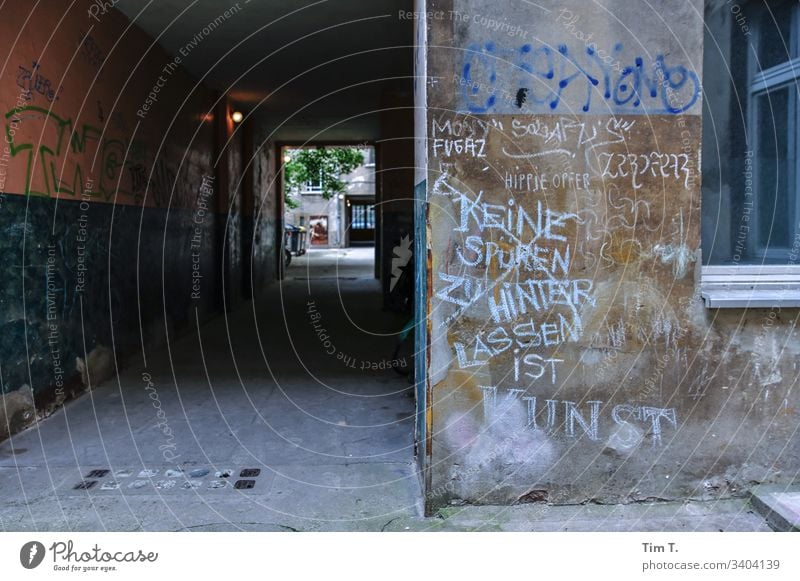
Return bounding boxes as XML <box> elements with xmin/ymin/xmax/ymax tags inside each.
<box><xmin>351</xmin><ymin>204</ymin><xmax>375</xmax><ymax>230</ymax></box>
<box><xmin>363</xmin><ymin>147</ymin><xmax>376</xmax><ymax>168</ymax></box>
<box><xmin>749</xmin><ymin>1</ymin><xmax>799</xmax><ymax>259</ymax></box>
<box><xmin>304</xmin><ymin>170</ymin><xmax>323</xmax><ymax>193</ymax></box>
<box><xmin>701</xmin><ymin>0</ymin><xmax>800</xmax><ymax>307</ymax></box>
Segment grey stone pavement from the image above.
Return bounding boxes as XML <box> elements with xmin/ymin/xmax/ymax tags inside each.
<box><xmin>0</xmin><ymin>248</ymin><xmax>781</xmax><ymax>532</ymax></box>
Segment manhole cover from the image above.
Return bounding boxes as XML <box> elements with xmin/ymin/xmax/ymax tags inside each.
<box><xmin>239</xmin><ymin>469</ymin><xmax>260</xmax><ymax>478</ymax></box>
<box><xmin>73</xmin><ymin>480</ymin><xmax>98</xmax><ymax>490</ymax></box>
<box><xmin>85</xmin><ymin>469</ymin><xmax>110</xmax><ymax>479</ymax></box>
<box><xmin>234</xmin><ymin>480</ymin><xmax>256</xmax><ymax>490</ymax></box>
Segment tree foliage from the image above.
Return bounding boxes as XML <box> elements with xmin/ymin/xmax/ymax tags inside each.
<box><xmin>284</xmin><ymin>147</ymin><xmax>365</xmax><ymax>209</ymax></box>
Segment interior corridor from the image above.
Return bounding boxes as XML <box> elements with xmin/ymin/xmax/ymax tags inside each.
<box><xmin>0</xmin><ymin>249</ymin><xmax>422</xmax><ymax>531</ymax></box>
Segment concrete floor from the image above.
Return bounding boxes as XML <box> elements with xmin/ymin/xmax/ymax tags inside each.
<box><xmin>0</xmin><ymin>247</ymin><xmax>423</xmax><ymax>531</ymax></box>
<box><xmin>0</xmin><ymin>247</ymin><xmax>776</xmax><ymax>532</ymax></box>
<box><xmin>750</xmin><ymin>485</ymin><xmax>800</xmax><ymax>532</ymax></box>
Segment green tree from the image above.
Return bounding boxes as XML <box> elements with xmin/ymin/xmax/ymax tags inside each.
<box><xmin>284</xmin><ymin>147</ymin><xmax>365</xmax><ymax>209</ymax></box>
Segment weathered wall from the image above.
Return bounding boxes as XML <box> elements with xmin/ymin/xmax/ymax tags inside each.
<box><xmin>0</xmin><ymin>1</ymin><xmax>273</xmax><ymax>439</ymax></box>
<box><xmin>424</xmin><ymin>0</ymin><xmax>798</xmax><ymax>510</ymax></box>
<box><xmin>250</xmin><ymin>131</ymin><xmax>279</xmax><ymax>295</ymax></box>
<box><xmin>413</xmin><ymin>0</ymin><xmax>430</xmax><ymax>474</ymax></box>
<box><xmin>380</xmin><ymin>89</ymin><xmax>416</xmax><ymax>308</ymax></box>
<box><xmin>217</xmin><ymin>100</ymin><xmax>244</xmax><ymax>312</ymax></box>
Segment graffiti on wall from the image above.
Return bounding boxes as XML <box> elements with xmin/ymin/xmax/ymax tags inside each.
<box><xmin>4</xmin><ymin>105</ymin><xmax>183</xmax><ymax>205</ymax></box>
<box><xmin>459</xmin><ymin>40</ymin><xmax>700</xmax><ymax>114</ymax></box>
<box><xmin>430</xmin><ymin>107</ymin><xmax>698</xmax><ymax>449</ymax></box>
<box><xmin>481</xmin><ymin>385</ymin><xmax>677</xmax><ymax>447</ymax></box>
<box><xmin>77</xmin><ymin>32</ymin><xmax>106</xmax><ymax>70</ymax></box>
<box><xmin>433</xmin><ymin>167</ymin><xmax>592</xmax><ymax>386</ymax></box>
<box><xmin>16</xmin><ymin>61</ymin><xmax>61</xmax><ymax>103</ymax></box>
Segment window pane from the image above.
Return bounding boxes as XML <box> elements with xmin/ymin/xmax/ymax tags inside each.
<box><xmin>756</xmin><ymin>0</ymin><xmax>794</xmax><ymax>70</ymax></box>
<box><xmin>755</xmin><ymin>86</ymin><xmax>794</xmax><ymax>250</ymax></box>
<box><xmin>351</xmin><ymin>204</ymin><xmax>375</xmax><ymax>230</ymax></box>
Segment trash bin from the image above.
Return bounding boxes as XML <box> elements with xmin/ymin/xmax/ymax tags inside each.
<box><xmin>284</xmin><ymin>225</ymin><xmax>308</xmax><ymax>256</ymax></box>
<box><xmin>294</xmin><ymin>226</ymin><xmax>307</xmax><ymax>255</ymax></box>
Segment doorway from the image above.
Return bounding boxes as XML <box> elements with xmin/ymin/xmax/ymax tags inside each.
<box><xmin>281</xmin><ymin>144</ymin><xmax>376</xmax><ymax>252</ymax></box>
<box><xmin>346</xmin><ymin>198</ymin><xmax>376</xmax><ymax>246</ymax></box>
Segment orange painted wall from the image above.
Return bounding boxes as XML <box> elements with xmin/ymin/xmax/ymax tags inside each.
<box><xmin>0</xmin><ymin>0</ymin><xmax>216</xmax><ymax>207</ymax></box>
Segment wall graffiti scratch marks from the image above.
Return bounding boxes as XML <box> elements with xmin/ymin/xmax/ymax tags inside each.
<box><xmin>426</xmin><ymin>1</ymin><xmax>708</xmax><ymax>508</ymax></box>
<box><xmin>460</xmin><ymin>41</ymin><xmax>700</xmax><ymax>114</ymax></box>
<box><xmin>649</xmin><ymin>209</ymin><xmax>695</xmax><ymax>279</ymax></box>
<box><xmin>481</xmin><ymin>385</ymin><xmax>678</xmax><ymax>447</ymax></box>
<box><xmin>3</xmin><ymin>105</ymin><xmax>180</xmax><ymax>206</ymax></box>
<box><xmin>687</xmin><ymin>359</ymin><xmax>714</xmax><ymax>401</ymax></box>
<box><xmin>501</xmin><ymin>146</ymin><xmax>574</xmax><ymax>160</ymax></box>
<box><xmin>431</xmin><ymin>163</ymin><xmax>595</xmax><ymax>387</ymax></box>
<box><xmin>430</xmin><ymin>103</ymin><xmax>699</xmax><ymax>474</ymax></box>
<box><xmin>16</xmin><ymin>61</ymin><xmax>61</xmax><ymax>102</ymax></box>
<box><xmin>599</xmin><ymin>151</ymin><xmax>693</xmax><ymax>190</ymax></box>
<box><xmin>432</xmin><ymin>163</ymin><xmax>460</xmax><ymax>198</ymax></box>
<box><xmin>511</xmin><ymin>116</ymin><xmax>635</xmax><ymax>146</ymax></box>
<box><xmin>6</xmin><ymin>105</ymin><xmax>108</xmax><ymax>198</ymax></box>
<box><xmin>504</xmin><ymin>116</ymin><xmax>636</xmax><ymax>166</ymax></box>
<box><xmin>77</xmin><ymin>32</ymin><xmax>106</xmax><ymax>70</ymax></box>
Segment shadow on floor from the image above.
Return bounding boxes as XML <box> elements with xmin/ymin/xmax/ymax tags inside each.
<box><xmin>0</xmin><ymin>248</ymin><xmax>422</xmax><ymax>531</ymax></box>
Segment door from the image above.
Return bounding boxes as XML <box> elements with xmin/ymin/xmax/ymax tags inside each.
<box><xmin>347</xmin><ymin>198</ymin><xmax>375</xmax><ymax>245</ymax></box>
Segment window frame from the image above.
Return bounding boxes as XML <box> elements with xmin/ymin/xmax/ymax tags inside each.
<box><xmin>747</xmin><ymin>2</ymin><xmax>800</xmax><ymax>260</ymax></box>
<box><xmin>701</xmin><ymin>0</ymin><xmax>800</xmax><ymax>308</ymax></box>
<box><xmin>350</xmin><ymin>203</ymin><xmax>375</xmax><ymax>230</ymax></box>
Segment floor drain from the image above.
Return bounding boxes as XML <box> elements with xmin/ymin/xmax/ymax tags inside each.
<box><xmin>73</xmin><ymin>480</ymin><xmax>98</xmax><ymax>490</ymax></box>
<box><xmin>239</xmin><ymin>469</ymin><xmax>260</xmax><ymax>478</ymax></box>
<box><xmin>85</xmin><ymin>469</ymin><xmax>110</xmax><ymax>479</ymax></box>
<box><xmin>234</xmin><ymin>480</ymin><xmax>256</xmax><ymax>490</ymax></box>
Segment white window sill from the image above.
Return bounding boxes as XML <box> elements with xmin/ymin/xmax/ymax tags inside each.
<box><xmin>701</xmin><ymin>265</ymin><xmax>800</xmax><ymax>308</ymax></box>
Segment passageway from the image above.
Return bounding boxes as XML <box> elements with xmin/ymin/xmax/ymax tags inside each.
<box><xmin>2</xmin><ymin>0</ymin><xmax>796</xmax><ymax>535</ymax></box>
<box><xmin>0</xmin><ymin>0</ymin><xmax>420</xmax><ymax>531</ymax></box>
<box><xmin>0</xmin><ymin>249</ymin><xmax>422</xmax><ymax>531</ymax></box>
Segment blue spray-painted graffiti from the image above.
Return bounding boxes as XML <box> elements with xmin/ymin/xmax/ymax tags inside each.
<box><xmin>460</xmin><ymin>41</ymin><xmax>700</xmax><ymax>115</ymax></box>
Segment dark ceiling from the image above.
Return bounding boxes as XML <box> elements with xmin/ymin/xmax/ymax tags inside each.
<box><xmin>116</xmin><ymin>0</ymin><xmax>415</xmax><ymax>140</ymax></box>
